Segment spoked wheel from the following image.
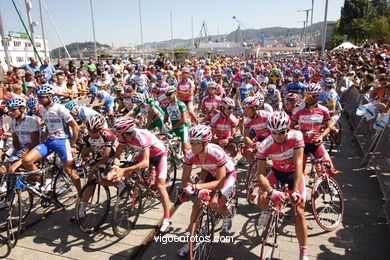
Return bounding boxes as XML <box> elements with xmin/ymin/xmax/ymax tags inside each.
<box><xmin>311</xmin><ymin>176</ymin><xmax>344</xmax><ymax>231</ymax></box>
<box><xmin>76</xmin><ymin>180</ymin><xmax>111</xmax><ymax>233</ymax></box>
<box><xmin>112</xmin><ymin>183</ymin><xmax>142</xmax><ymax>238</ymax></box>
<box><xmin>189</xmin><ymin>207</ymin><xmax>215</xmax><ymax>260</ymax></box>
<box><xmin>166</xmin><ymin>152</ymin><xmax>177</xmax><ymax>196</ymax></box>
<box><xmin>246</xmin><ymin>162</ymin><xmax>259</xmax><ymax>205</ymax></box>
<box><xmin>53</xmin><ymin>170</ymin><xmax>78</xmax><ymax>208</ymax></box>
<box><xmin>20</xmin><ymin>190</ymin><xmax>34</xmax><ymax>221</ymax></box>
<box><xmin>7</xmin><ymin>189</ymin><xmax>22</xmax><ymax>248</ymax></box>
<box><xmin>260</xmin><ymin>211</ymin><xmax>278</xmax><ymax>260</ymax></box>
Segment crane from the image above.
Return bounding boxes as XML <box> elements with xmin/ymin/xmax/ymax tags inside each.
<box><xmin>195</xmin><ymin>21</ymin><xmax>209</xmax><ymax>48</ymax></box>
<box><xmin>232</xmin><ymin>16</ymin><xmax>262</xmax><ymax>46</ymax></box>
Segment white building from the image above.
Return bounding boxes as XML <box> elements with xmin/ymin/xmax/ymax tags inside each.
<box><xmin>0</xmin><ymin>31</ymin><xmax>49</xmax><ymax>67</ymax></box>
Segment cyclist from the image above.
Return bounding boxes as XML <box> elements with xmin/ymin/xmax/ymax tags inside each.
<box><xmin>210</xmin><ymin>97</ymin><xmax>239</xmax><ymax>158</ymax></box>
<box><xmin>269</xmin><ymin>67</ymin><xmax>283</xmax><ymax>87</ymax></box>
<box><xmin>291</xmin><ymin>83</ymin><xmax>335</xmax><ymax>169</ymax></box>
<box><xmin>131</xmin><ymin>93</ymin><xmax>165</xmax><ymax>132</ymax></box>
<box><xmin>153</xmin><ymin>72</ymin><xmax>170</xmax><ymax>109</ymax></box>
<box><xmin>242</xmin><ymin>96</ymin><xmax>271</xmax><ymax>166</ymax></box>
<box><xmin>285</xmin><ymin>69</ymin><xmax>306</xmax><ymax>104</ymax></box>
<box><xmin>64</xmin><ymin>100</ymin><xmax>108</xmax><ymax>131</ymax></box>
<box><xmin>265</xmin><ymin>84</ymin><xmax>282</xmax><ymax>111</ymax></box>
<box><xmin>88</xmin><ymin>85</ymin><xmax>115</xmax><ymax>125</ymax></box>
<box><xmin>73</xmin><ymin>114</ymin><xmax>124</xmax><ymax>221</ymax></box>
<box><xmin>201</xmin><ymin>82</ymin><xmax>221</xmax><ymax>123</ymax></box>
<box><xmin>22</xmin><ymin>85</ymin><xmax>82</xmax><ymax>194</ymax></box>
<box><xmin>176</xmin><ymin>67</ymin><xmax>198</xmax><ymax>123</ymax></box>
<box><xmin>256</xmin><ymin>111</ymin><xmax>309</xmax><ymax>260</ymax></box>
<box><xmin>319</xmin><ymin>78</ymin><xmax>342</xmax><ymax>133</ymax></box>
<box><xmin>283</xmin><ymin>93</ymin><xmax>300</xmax><ymax>116</ymax></box>
<box><xmin>177</xmin><ymin>125</ymin><xmax>237</xmax><ymax>256</ymax></box>
<box><xmin>163</xmin><ymin>86</ymin><xmax>191</xmax><ymax>154</ymax></box>
<box><xmin>107</xmin><ymin>116</ymin><xmax>172</xmax><ymax>233</ymax></box>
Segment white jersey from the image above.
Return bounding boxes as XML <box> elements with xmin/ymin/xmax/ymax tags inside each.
<box><xmin>41</xmin><ymin>103</ymin><xmax>73</xmax><ymax>139</ymax></box>
<box><xmin>11</xmin><ymin>115</ymin><xmax>40</xmax><ymax>147</ymax></box>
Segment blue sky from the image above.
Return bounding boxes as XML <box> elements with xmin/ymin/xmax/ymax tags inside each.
<box><xmin>2</xmin><ymin>0</ymin><xmax>345</xmax><ymax>49</ymax></box>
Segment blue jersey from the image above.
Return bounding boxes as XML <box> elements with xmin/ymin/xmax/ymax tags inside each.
<box><xmin>238</xmin><ymin>83</ymin><xmax>253</xmax><ymax>102</ymax></box>
<box><xmin>285</xmin><ymin>82</ymin><xmax>306</xmax><ymax>95</ymax></box>
<box><xmin>98</xmin><ymin>90</ymin><xmax>114</xmax><ymax>106</ymax></box>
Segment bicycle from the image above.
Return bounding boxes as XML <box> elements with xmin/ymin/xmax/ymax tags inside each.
<box><xmin>112</xmin><ymin>156</ymin><xmax>177</xmax><ymax>238</ymax></box>
<box><xmin>327</xmin><ymin>119</ymin><xmax>342</xmax><ymax>153</ymax></box>
<box><xmin>175</xmin><ymin>179</ymin><xmax>239</xmax><ymax>260</ymax></box>
<box><xmin>309</xmin><ymin>158</ymin><xmax>344</xmax><ymax>231</ymax></box>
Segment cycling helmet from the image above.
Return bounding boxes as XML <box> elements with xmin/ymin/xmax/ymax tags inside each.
<box><xmin>65</xmin><ymin>100</ymin><xmax>78</xmax><ymax>111</ymax></box>
<box><xmin>220</xmin><ymin>97</ymin><xmax>235</xmax><ymax>108</ymax></box>
<box><xmin>151</xmin><ymin>75</ymin><xmax>157</xmax><ymax>81</ymax></box>
<box><xmin>267</xmin><ymin>111</ymin><xmax>291</xmax><ymax>132</ymax></box>
<box><xmin>321</xmin><ymin>69</ymin><xmax>330</xmax><ymax>76</ymax></box>
<box><xmin>207</xmin><ymin>82</ymin><xmax>217</xmax><ymax>89</ymax></box>
<box><xmin>256</xmin><ymin>92</ymin><xmax>265</xmax><ymax>106</ymax></box>
<box><xmin>112</xmin><ymin>77</ymin><xmax>119</xmax><ymax>83</ymax></box>
<box><xmin>284</xmin><ymin>93</ymin><xmax>299</xmax><ymax>103</ymax></box>
<box><xmin>52</xmin><ymin>96</ymin><xmax>60</xmax><ymax>104</ymax></box>
<box><xmin>26</xmin><ymin>97</ymin><xmax>38</xmax><ymax>108</ymax></box>
<box><xmin>242</xmin><ymin>96</ymin><xmax>260</xmax><ymax>108</ymax></box>
<box><xmin>270</xmin><ymin>68</ymin><xmax>278</xmax><ymax>74</ymax></box>
<box><xmin>131</xmin><ymin>93</ymin><xmax>146</xmax><ymax>104</ymax></box>
<box><xmin>305</xmin><ymin>83</ymin><xmax>322</xmax><ymax>95</ymax></box>
<box><xmin>324</xmin><ymin>78</ymin><xmax>335</xmax><ymax>86</ymax></box>
<box><xmin>189</xmin><ymin>125</ymin><xmax>212</xmax><ymax>142</ymax></box>
<box><xmin>292</xmin><ymin>69</ymin><xmax>303</xmax><ymax>76</ymax></box>
<box><xmin>266</xmin><ymin>84</ymin><xmax>276</xmax><ymax>95</ymax></box>
<box><xmin>124</xmin><ymin>86</ymin><xmax>134</xmax><ymax>93</ymax></box>
<box><xmin>87</xmin><ymin>114</ymin><xmax>105</xmax><ymax>130</ymax></box>
<box><xmin>6</xmin><ymin>97</ymin><xmax>26</xmax><ymax>108</ymax></box>
<box><xmin>35</xmin><ymin>84</ymin><xmax>53</xmax><ymax>95</ymax></box>
<box><xmin>204</xmin><ymin>74</ymin><xmax>212</xmax><ymax>79</ymax></box>
<box><xmin>165</xmin><ymin>86</ymin><xmax>176</xmax><ymax>95</ymax></box>
<box><xmin>89</xmin><ymin>85</ymin><xmax>98</xmax><ymax>95</ymax></box>
<box><xmin>243</xmin><ymin>72</ymin><xmax>252</xmax><ymax>78</ymax></box>
<box><xmin>182</xmin><ymin>67</ymin><xmax>190</xmax><ymax>73</ymax></box>
<box><xmin>156</xmin><ymin>72</ymin><xmax>164</xmax><ymax>80</ymax></box>
<box><xmin>113</xmin><ymin>116</ymin><xmax>136</xmax><ymax>133</ymax></box>
<box><xmin>26</xmin><ymin>82</ymin><xmax>36</xmax><ymax>88</ymax></box>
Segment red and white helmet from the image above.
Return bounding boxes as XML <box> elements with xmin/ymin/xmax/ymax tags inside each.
<box><xmin>87</xmin><ymin>114</ymin><xmax>105</xmax><ymax>130</ymax></box>
<box><xmin>189</xmin><ymin>125</ymin><xmax>212</xmax><ymax>142</ymax></box>
<box><xmin>305</xmin><ymin>83</ymin><xmax>322</xmax><ymax>95</ymax></box>
<box><xmin>182</xmin><ymin>67</ymin><xmax>190</xmax><ymax>73</ymax></box>
<box><xmin>284</xmin><ymin>93</ymin><xmax>299</xmax><ymax>103</ymax></box>
<box><xmin>220</xmin><ymin>97</ymin><xmax>235</xmax><ymax>108</ymax></box>
<box><xmin>242</xmin><ymin>96</ymin><xmax>260</xmax><ymax>108</ymax></box>
<box><xmin>113</xmin><ymin>116</ymin><xmax>136</xmax><ymax>133</ymax></box>
<box><xmin>267</xmin><ymin>111</ymin><xmax>291</xmax><ymax>132</ymax></box>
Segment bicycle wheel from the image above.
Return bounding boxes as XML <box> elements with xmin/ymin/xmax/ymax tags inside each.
<box><xmin>166</xmin><ymin>152</ymin><xmax>177</xmax><ymax>196</ymax></box>
<box><xmin>20</xmin><ymin>189</ymin><xmax>34</xmax><ymax>221</ymax></box>
<box><xmin>112</xmin><ymin>183</ymin><xmax>142</xmax><ymax>238</ymax></box>
<box><xmin>246</xmin><ymin>162</ymin><xmax>258</xmax><ymax>205</ymax></box>
<box><xmin>311</xmin><ymin>175</ymin><xmax>344</xmax><ymax>231</ymax></box>
<box><xmin>53</xmin><ymin>170</ymin><xmax>78</xmax><ymax>207</ymax></box>
<box><xmin>7</xmin><ymin>189</ymin><xmax>22</xmax><ymax>248</ymax></box>
<box><xmin>76</xmin><ymin>180</ymin><xmax>111</xmax><ymax>233</ymax></box>
<box><xmin>189</xmin><ymin>207</ymin><xmax>215</xmax><ymax>260</ymax></box>
<box><xmin>260</xmin><ymin>211</ymin><xmax>278</xmax><ymax>260</ymax></box>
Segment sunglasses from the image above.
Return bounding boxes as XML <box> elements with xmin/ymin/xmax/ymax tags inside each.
<box><xmin>271</xmin><ymin>130</ymin><xmax>287</xmax><ymax>135</ymax></box>
<box><xmin>88</xmin><ymin>128</ymin><xmax>99</xmax><ymax>133</ymax></box>
<box><xmin>190</xmin><ymin>141</ymin><xmax>204</xmax><ymax>145</ymax></box>
<box><xmin>9</xmin><ymin>108</ymin><xmax>20</xmax><ymax>112</ymax></box>
<box><xmin>306</xmin><ymin>94</ymin><xmax>319</xmax><ymax>99</ymax></box>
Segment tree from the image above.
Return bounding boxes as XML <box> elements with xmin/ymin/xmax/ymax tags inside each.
<box><xmin>368</xmin><ymin>16</ymin><xmax>390</xmax><ymax>38</ymax></box>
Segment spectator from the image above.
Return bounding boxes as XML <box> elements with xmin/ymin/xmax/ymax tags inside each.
<box><xmin>54</xmin><ymin>58</ymin><xmax>67</xmax><ymax>74</ymax></box>
<box><xmin>85</xmin><ymin>57</ymin><xmax>97</xmax><ymax>75</ymax></box>
<box><xmin>39</xmin><ymin>58</ymin><xmax>56</xmax><ymax>83</ymax></box>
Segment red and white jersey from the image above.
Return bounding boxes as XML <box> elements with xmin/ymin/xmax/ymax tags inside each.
<box><xmin>257</xmin><ymin>129</ymin><xmax>305</xmax><ymax>172</ymax></box>
<box><xmin>210</xmin><ymin>113</ymin><xmax>239</xmax><ymax>139</ymax></box>
<box><xmin>291</xmin><ymin>104</ymin><xmax>330</xmax><ymax>143</ymax></box>
<box><xmin>155</xmin><ymin>82</ymin><xmax>169</xmax><ymax>103</ymax></box>
<box><xmin>184</xmin><ymin>143</ymin><xmax>235</xmax><ymax>177</ymax></box>
<box><xmin>201</xmin><ymin>95</ymin><xmax>221</xmax><ymax>120</ymax></box>
<box><xmin>119</xmin><ymin>129</ymin><xmax>166</xmax><ymax>157</ymax></box>
<box><xmin>216</xmin><ymin>84</ymin><xmax>224</xmax><ymax>97</ymax></box>
<box><xmin>244</xmin><ymin>110</ymin><xmax>272</xmax><ymax>139</ymax></box>
<box><xmin>82</xmin><ymin>128</ymin><xmax>118</xmax><ymax>156</ymax></box>
<box><xmin>176</xmin><ymin>79</ymin><xmax>195</xmax><ymax>102</ymax></box>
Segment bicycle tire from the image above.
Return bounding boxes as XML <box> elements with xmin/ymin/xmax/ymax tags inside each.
<box><xmin>259</xmin><ymin>211</ymin><xmax>278</xmax><ymax>260</ymax></box>
<box><xmin>311</xmin><ymin>175</ymin><xmax>344</xmax><ymax>231</ymax></box>
<box><xmin>246</xmin><ymin>162</ymin><xmax>258</xmax><ymax>205</ymax></box>
<box><xmin>112</xmin><ymin>183</ymin><xmax>142</xmax><ymax>238</ymax></box>
<box><xmin>76</xmin><ymin>180</ymin><xmax>111</xmax><ymax>233</ymax></box>
<box><xmin>20</xmin><ymin>189</ymin><xmax>34</xmax><ymax>221</ymax></box>
<box><xmin>53</xmin><ymin>169</ymin><xmax>77</xmax><ymax>207</ymax></box>
<box><xmin>166</xmin><ymin>152</ymin><xmax>177</xmax><ymax>196</ymax></box>
<box><xmin>189</xmin><ymin>206</ymin><xmax>215</xmax><ymax>260</ymax></box>
<box><xmin>7</xmin><ymin>189</ymin><xmax>22</xmax><ymax>248</ymax></box>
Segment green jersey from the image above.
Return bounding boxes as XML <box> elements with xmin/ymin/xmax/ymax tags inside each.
<box><xmin>133</xmin><ymin>98</ymin><xmax>165</xmax><ymax>121</ymax></box>
<box><xmin>164</xmin><ymin>99</ymin><xmax>189</xmax><ymax>128</ymax></box>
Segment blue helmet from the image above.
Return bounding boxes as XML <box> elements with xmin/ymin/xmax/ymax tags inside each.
<box><xmin>243</xmin><ymin>72</ymin><xmax>252</xmax><ymax>78</ymax></box>
<box><xmin>321</xmin><ymin>69</ymin><xmax>330</xmax><ymax>76</ymax></box>
<box><xmin>266</xmin><ymin>84</ymin><xmax>276</xmax><ymax>95</ymax></box>
<box><xmin>26</xmin><ymin>97</ymin><xmax>39</xmax><ymax>108</ymax></box>
<box><xmin>6</xmin><ymin>97</ymin><xmax>26</xmax><ymax>108</ymax></box>
<box><xmin>35</xmin><ymin>84</ymin><xmax>54</xmax><ymax>95</ymax></box>
<box><xmin>65</xmin><ymin>100</ymin><xmax>78</xmax><ymax>111</ymax></box>
<box><xmin>89</xmin><ymin>84</ymin><xmax>98</xmax><ymax>95</ymax></box>
<box><xmin>156</xmin><ymin>72</ymin><xmax>164</xmax><ymax>80</ymax></box>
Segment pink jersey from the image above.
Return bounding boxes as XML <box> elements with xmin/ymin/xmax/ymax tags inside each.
<box><xmin>184</xmin><ymin>143</ymin><xmax>235</xmax><ymax>177</ymax></box>
<box><xmin>232</xmin><ymin>73</ymin><xmax>242</xmax><ymax>89</ymax></box>
<box><xmin>244</xmin><ymin>110</ymin><xmax>272</xmax><ymax>139</ymax></box>
<box><xmin>291</xmin><ymin>104</ymin><xmax>330</xmax><ymax>143</ymax></box>
<box><xmin>202</xmin><ymin>95</ymin><xmax>221</xmax><ymax>120</ymax></box>
<box><xmin>210</xmin><ymin>113</ymin><xmax>239</xmax><ymax>139</ymax></box>
<box><xmin>257</xmin><ymin>129</ymin><xmax>305</xmax><ymax>172</ymax></box>
<box><xmin>176</xmin><ymin>79</ymin><xmax>195</xmax><ymax>102</ymax></box>
<box><xmin>119</xmin><ymin>129</ymin><xmax>166</xmax><ymax>157</ymax></box>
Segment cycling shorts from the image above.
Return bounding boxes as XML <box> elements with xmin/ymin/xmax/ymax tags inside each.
<box><xmin>172</xmin><ymin>126</ymin><xmax>190</xmax><ymax>144</ymax></box>
<box><xmin>304</xmin><ymin>142</ymin><xmax>329</xmax><ymax>159</ymax></box>
<box><xmin>267</xmin><ymin>168</ymin><xmax>306</xmax><ymax>202</ymax></box>
<box><xmin>148</xmin><ymin>119</ymin><xmax>164</xmax><ymax>131</ymax></box>
<box><xmin>133</xmin><ymin>152</ymin><xmax>168</xmax><ymax>179</ymax></box>
<box><xmin>182</xmin><ymin>100</ymin><xmax>194</xmax><ymax>110</ymax></box>
<box><xmin>198</xmin><ymin>170</ymin><xmax>237</xmax><ymax>198</ymax></box>
<box><xmin>34</xmin><ymin>138</ymin><xmax>73</xmax><ymax>162</ymax></box>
